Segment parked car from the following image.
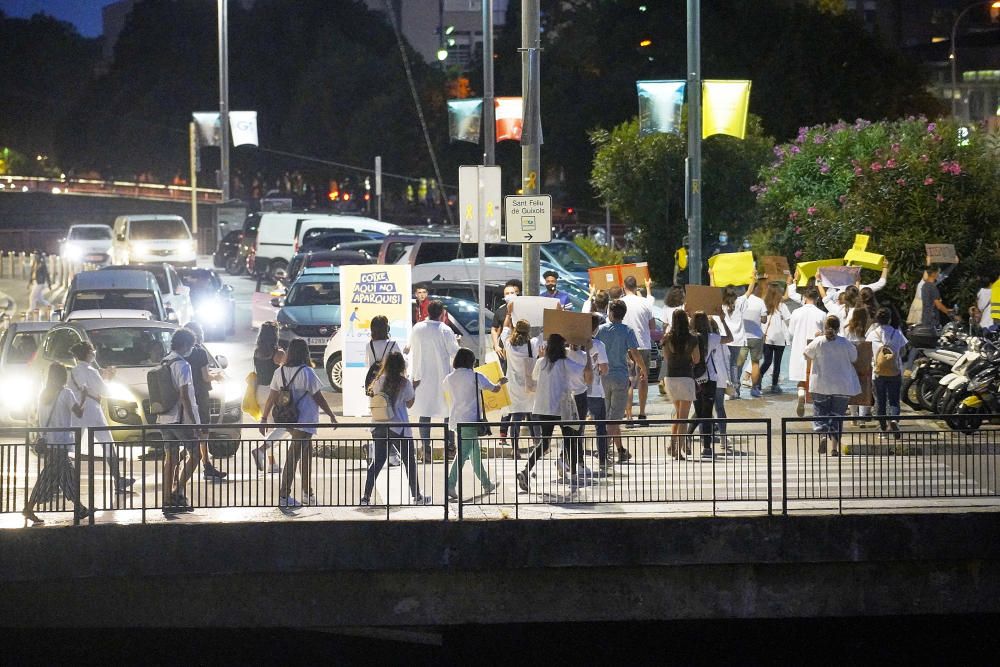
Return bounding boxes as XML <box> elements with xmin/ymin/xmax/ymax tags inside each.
<box><xmin>412</xmin><ymin>280</ymin><xmax>508</xmax><ymax>314</ymax></box>
<box><xmin>287</xmin><ymin>249</ymin><xmax>373</xmax><ymax>283</ymax></box>
<box><xmin>33</xmin><ymin>319</ymin><xmax>242</xmax><ymax>447</ymax></box>
<box><xmin>298</xmin><ymin>229</ymin><xmax>374</xmax><ymax>254</ymax></box>
<box><xmin>100</xmin><ymin>263</ymin><xmax>193</xmax><ymax>325</ymax></box>
<box><xmin>177</xmin><ymin>267</ymin><xmax>236</xmax><ymax>340</ymax></box>
<box><xmin>61</xmin><ymin>270</ymin><xmax>170</xmax><ymax>322</ymax></box>
<box><xmin>60</xmin><ymin>224</ymin><xmax>114</xmax><ymax>267</ymax></box>
<box><xmin>111</xmin><ymin>215</ymin><xmax>196</xmax><ymax>266</ymax></box>
<box><xmin>0</xmin><ymin>321</ymin><xmax>55</xmax><ymax>425</ymax></box>
<box><xmin>213</xmin><ymin>229</ymin><xmax>243</xmax><ymax>272</ymax></box>
<box><xmin>332</xmin><ymin>239</ymin><xmax>383</xmax><ymax>261</ymax></box>
<box><xmin>276</xmin><ymin>267</ymin><xmax>342</xmax><ymax>366</ymax></box>
<box><xmin>411</xmin><ymin>259</ymin><xmax>587</xmax><ymax>310</ymax></box>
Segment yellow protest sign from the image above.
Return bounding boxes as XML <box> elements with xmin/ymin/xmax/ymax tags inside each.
<box><xmin>707</xmin><ymin>251</ymin><xmax>754</xmax><ymax>286</ymax></box>
<box><xmin>475</xmin><ymin>360</ymin><xmax>511</xmax><ymax>412</ymax></box>
<box><xmin>796</xmin><ymin>258</ymin><xmax>844</xmax><ymax>287</ymax></box>
<box><xmin>853</xmin><ymin>234</ymin><xmax>870</xmax><ymax>251</ymax></box>
<box><xmin>991</xmin><ymin>277</ymin><xmax>1000</xmax><ymax>323</ymax></box>
<box><xmin>844</xmin><ymin>248</ymin><xmax>885</xmax><ymax>271</ymax></box>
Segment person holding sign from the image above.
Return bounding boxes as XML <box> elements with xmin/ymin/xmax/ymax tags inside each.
<box><xmin>443</xmin><ymin>349</ymin><xmax>507</xmax><ymax>500</ymax></box>
<box><xmin>786</xmin><ymin>286</ymin><xmax>827</xmax><ymax>417</ymax></box>
<box><xmin>501</xmin><ymin>318</ymin><xmax>541</xmax><ymax>454</ymax></box>
<box><xmin>803</xmin><ymin>315</ymin><xmax>861</xmax><ymax>457</ymax></box>
<box><xmin>757</xmin><ymin>283</ymin><xmax>792</xmax><ymax>395</ymax></box>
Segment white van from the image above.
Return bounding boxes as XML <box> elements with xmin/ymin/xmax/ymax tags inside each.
<box><xmin>111</xmin><ymin>215</ymin><xmax>196</xmax><ymax>266</ymax></box>
<box><xmin>252</xmin><ymin>212</ymin><xmax>400</xmax><ymax>281</ymax></box>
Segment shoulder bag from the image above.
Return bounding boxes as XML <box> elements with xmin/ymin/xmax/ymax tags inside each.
<box><xmin>473</xmin><ymin>371</ymin><xmax>492</xmax><ymax>436</ymax></box>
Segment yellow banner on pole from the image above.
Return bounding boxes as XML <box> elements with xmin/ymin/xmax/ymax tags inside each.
<box><xmin>707</xmin><ymin>251</ymin><xmax>755</xmax><ymax>286</ymax></box>
<box><xmin>844</xmin><ymin>248</ymin><xmax>885</xmax><ymax>271</ymax></box>
<box><xmin>703</xmin><ymin>80</ymin><xmax>751</xmax><ymax>140</ymax></box>
<box><xmin>475</xmin><ymin>360</ymin><xmax>511</xmax><ymax>412</ymax></box>
<box><xmin>796</xmin><ymin>258</ymin><xmax>844</xmax><ymax>286</ymax></box>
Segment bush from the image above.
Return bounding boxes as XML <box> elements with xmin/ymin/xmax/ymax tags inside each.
<box><xmin>574</xmin><ymin>235</ymin><xmax>624</xmax><ymax>267</ymax></box>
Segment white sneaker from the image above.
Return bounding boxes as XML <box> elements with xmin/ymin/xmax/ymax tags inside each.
<box><xmin>279</xmin><ymin>495</ymin><xmax>302</xmax><ymax>508</ymax></box>
<box><xmin>306</xmin><ymin>491</ymin><xmax>317</xmax><ymax>506</ymax></box>
<box><xmin>388</xmin><ymin>451</ymin><xmax>402</xmax><ymax>467</ymax></box>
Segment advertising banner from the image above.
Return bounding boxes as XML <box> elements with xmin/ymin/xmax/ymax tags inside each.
<box><xmin>636</xmin><ymin>80</ymin><xmax>686</xmax><ymax>135</ymax></box>
<box><xmin>229</xmin><ymin>111</ymin><xmax>259</xmax><ymax>147</ymax></box>
<box><xmin>703</xmin><ymin>80</ymin><xmax>751</xmax><ymax>140</ymax></box>
<box><xmin>339</xmin><ymin>265</ymin><xmax>412</xmax><ymax>417</ymax></box>
<box><xmin>495</xmin><ymin>97</ymin><xmax>524</xmax><ymax>142</ymax></box>
<box><xmin>447</xmin><ymin>99</ymin><xmax>483</xmax><ymax>144</ymax></box>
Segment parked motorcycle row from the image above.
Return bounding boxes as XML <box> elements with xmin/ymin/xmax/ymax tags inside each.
<box><xmin>902</xmin><ymin>322</ymin><xmax>1000</xmax><ymax>433</ymax></box>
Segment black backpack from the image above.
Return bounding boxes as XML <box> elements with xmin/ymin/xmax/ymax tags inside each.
<box><xmin>365</xmin><ymin>340</ymin><xmax>397</xmax><ymax>395</ymax></box>
<box><xmin>272</xmin><ymin>366</ymin><xmax>306</xmax><ymax>423</ymax></box>
<box><xmin>691</xmin><ymin>334</ymin><xmax>708</xmax><ymax>382</ymax></box>
<box><xmin>147</xmin><ymin>358</ymin><xmax>181</xmax><ymax>415</ymax></box>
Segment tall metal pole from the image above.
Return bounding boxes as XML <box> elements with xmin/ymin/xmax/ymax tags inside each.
<box><xmin>189</xmin><ymin>122</ymin><xmax>199</xmax><ymax>236</ymax></box>
<box><xmin>686</xmin><ymin>0</ymin><xmax>703</xmax><ymax>286</ymax></box>
<box><xmin>479</xmin><ymin>0</ymin><xmax>495</xmax><ymax>362</ymax></box>
<box><xmin>949</xmin><ymin>2</ymin><xmax>992</xmax><ymax>120</ymax></box>
<box><xmin>218</xmin><ymin>0</ymin><xmax>231</xmax><ymax>201</ymax></box>
<box><xmin>521</xmin><ymin>0</ymin><xmax>541</xmax><ymax>297</ymax></box>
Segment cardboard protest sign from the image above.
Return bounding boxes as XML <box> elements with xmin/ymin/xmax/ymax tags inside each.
<box><xmin>925</xmin><ymin>243</ymin><xmax>958</xmax><ymax>264</ymax></box>
<box><xmin>843</xmin><ymin>248</ymin><xmax>885</xmax><ymax>271</ymax></box>
<box><xmin>849</xmin><ymin>342</ymin><xmax>873</xmax><ymax>407</ymax></box>
<box><xmin>992</xmin><ymin>277</ymin><xmax>1000</xmax><ymax>323</ymax></box>
<box><xmin>684</xmin><ymin>284</ymin><xmax>724</xmax><ymax>316</ymax></box>
<box><xmin>707</xmin><ymin>251</ymin><xmax>754</xmax><ymax>286</ymax></box>
<box><xmin>853</xmin><ymin>234</ymin><xmax>870</xmax><ymax>251</ymax></box>
<box><xmin>475</xmin><ymin>360</ymin><xmax>511</xmax><ymax>412</ymax></box>
<box><xmin>818</xmin><ymin>265</ymin><xmax>861</xmax><ymax>288</ymax></box>
<box><xmin>760</xmin><ymin>255</ymin><xmax>790</xmax><ymax>278</ymax></box>
<box><xmin>796</xmin><ymin>258</ymin><xmax>844</xmax><ymax>286</ymax></box>
<box><xmin>620</xmin><ymin>262</ymin><xmax>650</xmax><ymax>287</ymax></box>
<box><xmin>588</xmin><ymin>265</ymin><xmax>621</xmax><ymax>292</ymax></box>
<box><xmin>510</xmin><ymin>295</ymin><xmax>559</xmax><ymax>327</ymax></box>
<box><xmin>543</xmin><ymin>308</ymin><xmax>593</xmax><ymax>349</ymax></box>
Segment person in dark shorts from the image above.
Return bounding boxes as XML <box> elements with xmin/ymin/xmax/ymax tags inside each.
<box><xmin>184</xmin><ymin>322</ymin><xmax>227</xmax><ymax>480</ymax></box>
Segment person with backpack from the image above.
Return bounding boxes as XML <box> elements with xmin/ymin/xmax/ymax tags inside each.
<box><xmin>803</xmin><ymin>315</ymin><xmax>861</xmax><ymax>456</ymax></box>
<box><xmin>153</xmin><ymin>328</ymin><xmax>203</xmax><ymax>512</ymax></box>
<box><xmin>365</xmin><ymin>315</ymin><xmax>402</xmax><ymax>467</ymax></box>
<box><xmin>867</xmin><ymin>307</ymin><xmax>906</xmax><ymax>439</ymax></box>
<box><xmin>360</xmin><ymin>351</ymin><xmax>428</xmax><ymax>506</ymax></box>
<box><xmin>443</xmin><ymin>349</ymin><xmax>507</xmax><ymax>500</ymax></box>
<box><xmin>259</xmin><ymin>338</ymin><xmax>337</xmax><ymax>508</ymax></box>
<box><xmin>249</xmin><ymin>322</ymin><xmax>283</xmax><ymax>473</ymax></box>
<box><xmin>68</xmin><ymin>341</ymin><xmax>134</xmax><ymax>496</ymax></box>
<box><xmin>183</xmin><ymin>322</ymin><xmax>228</xmax><ymax>481</ymax></box>
<box><xmin>27</xmin><ymin>250</ymin><xmax>53</xmax><ymax>314</ymax></box>
<box><xmin>22</xmin><ymin>363</ymin><xmax>92</xmax><ymax>526</ymax></box>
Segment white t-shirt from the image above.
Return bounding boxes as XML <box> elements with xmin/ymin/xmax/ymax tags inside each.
<box><xmin>502</xmin><ymin>330</ymin><xmax>539</xmax><ymax>414</ymax></box>
<box><xmin>531</xmin><ymin>356</ymin><xmax>585</xmax><ymax>417</ymax></box>
<box><xmin>157</xmin><ymin>351</ymin><xmax>200</xmax><ymax>425</ymax></box>
<box><xmin>365</xmin><ymin>339</ymin><xmax>400</xmax><ymax>367</ymax></box>
<box><xmin>587</xmin><ymin>338</ymin><xmax>609</xmax><ymax>398</ymax></box>
<box><xmin>566</xmin><ymin>349</ymin><xmax>589</xmax><ymax>396</ymax></box>
<box><xmin>866</xmin><ymin>324</ymin><xmax>906</xmax><ymax>377</ymax></box>
<box><xmin>269</xmin><ymin>364</ymin><xmax>324</xmax><ymax>434</ymax></box>
<box><xmin>443</xmin><ymin>368</ymin><xmax>499</xmax><ymax>433</ymax></box>
<box><xmin>621</xmin><ymin>293</ymin><xmax>653</xmax><ymax>349</ymax></box>
<box><xmin>69</xmin><ymin>362</ymin><xmax>110</xmax><ymax>429</ymax></box>
<box><xmin>706</xmin><ymin>330</ymin><xmax>729</xmax><ymax>388</ymax></box>
<box><xmin>371</xmin><ymin>374</ymin><xmax>415</xmax><ymax>437</ymax></box>
<box><xmin>743</xmin><ymin>294</ymin><xmax>766</xmax><ymax>339</ymax></box>
<box><xmin>763</xmin><ymin>304</ymin><xmax>792</xmax><ymax>346</ymax></box>
<box><xmin>723</xmin><ymin>295</ymin><xmax>747</xmax><ymax>347</ymax></box>
<box><xmin>37</xmin><ymin>387</ymin><xmax>76</xmax><ymax>445</ymax></box>
<box><xmin>977</xmin><ymin>287</ymin><xmax>993</xmax><ymax>328</ymax></box>
<box><xmin>803</xmin><ymin>336</ymin><xmax>861</xmax><ymax>396</ymax></box>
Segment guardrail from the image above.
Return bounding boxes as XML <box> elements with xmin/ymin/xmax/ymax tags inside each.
<box><xmin>1</xmin><ymin>416</ymin><xmax>998</xmax><ymax>526</ymax></box>
<box><xmin>0</xmin><ymin>252</ymin><xmax>97</xmax><ymax>327</ymax></box>
<box><xmin>0</xmin><ymin>175</ymin><xmax>222</xmax><ymax>204</ymax></box>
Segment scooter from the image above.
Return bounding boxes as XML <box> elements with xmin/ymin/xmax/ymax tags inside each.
<box><xmin>952</xmin><ymin>363</ymin><xmax>1000</xmax><ymax>433</ymax></box>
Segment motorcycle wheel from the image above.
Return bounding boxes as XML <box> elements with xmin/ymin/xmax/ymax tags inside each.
<box><xmin>950</xmin><ymin>402</ymin><xmax>985</xmax><ymax>434</ymax></box>
<box><xmin>225</xmin><ymin>255</ymin><xmax>245</xmax><ymax>276</ymax></box>
<box><xmin>929</xmin><ymin>385</ymin><xmax>950</xmax><ymax>415</ymax></box>
<box><xmin>901</xmin><ymin>375</ymin><xmax>922</xmax><ymax>410</ymax></box>
<box><xmin>918</xmin><ymin>374</ymin><xmax>944</xmax><ymax>412</ymax></box>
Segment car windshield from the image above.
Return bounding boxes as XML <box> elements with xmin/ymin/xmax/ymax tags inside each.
<box><xmin>440</xmin><ymin>299</ymin><xmax>484</xmax><ymax>334</ymax></box>
<box><xmin>88</xmin><ymin>327</ymin><xmax>173</xmax><ymax>367</ymax></box>
<box><xmin>6</xmin><ymin>332</ymin><xmax>43</xmax><ymax>364</ymax></box>
<box><xmin>286</xmin><ymin>281</ymin><xmax>340</xmax><ymax>306</ymax></box>
<box><xmin>544</xmin><ymin>242</ymin><xmax>596</xmax><ymax>271</ymax></box>
<box><xmin>179</xmin><ymin>269</ymin><xmax>220</xmax><ymax>291</ymax></box>
<box><xmin>70</xmin><ymin>290</ymin><xmax>159</xmax><ymax>315</ymax></box>
<box><xmin>128</xmin><ymin>267</ymin><xmax>168</xmax><ymax>293</ymax></box>
<box><xmin>69</xmin><ymin>227</ymin><xmax>112</xmax><ymax>241</ymax></box>
<box><xmin>130</xmin><ymin>219</ymin><xmax>190</xmax><ymax>241</ymax></box>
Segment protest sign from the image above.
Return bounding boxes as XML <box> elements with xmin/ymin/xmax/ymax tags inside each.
<box><xmin>925</xmin><ymin>243</ymin><xmax>958</xmax><ymax>264</ymax></box>
<box><xmin>844</xmin><ymin>248</ymin><xmax>885</xmax><ymax>271</ymax></box>
<box><xmin>796</xmin><ymin>258</ymin><xmax>844</xmax><ymax>286</ymax></box>
<box><xmin>707</xmin><ymin>251</ymin><xmax>754</xmax><ymax>286</ymax></box>
<box><xmin>760</xmin><ymin>255</ymin><xmax>790</xmax><ymax>278</ymax></box>
<box><xmin>588</xmin><ymin>265</ymin><xmax>621</xmax><ymax>292</ymax></box>
<box><xmin>619</xmin><ymin>262</ymin><xmax>650</xmax><ymax>287</ymax></box>
<box><xmin>684</xmin><ymin>284</ymin><xmax>724</xmax><ymax>316</ymax></box>
<box><xmin>853</xmin><ymin>234</ymin><xmax>870</xmax><ymax>251</ymax></box>
<box><xmin>818</xmin><ymin>265</ymin><xmax>861</xmax><ymax>288</ymax></box>
<box><xmin>543</xmin><ymin>308</ymin><xmax>593</xmax><ymax>349</ymax></box>
<box><xmin>510</xmin><ymin>295</ymin><xmax>559</xmax><ymax>327</ymax></box>
<box><xmin>474</xmin><ymin>360</ymin><xmax>511</xmax><ymax>412</ymax></box>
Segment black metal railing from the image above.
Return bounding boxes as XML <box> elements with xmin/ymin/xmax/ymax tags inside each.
<box><xmin>0</xmin><ymin>427</ymin><xmax>84</xmax><ymax>526</ymax></box>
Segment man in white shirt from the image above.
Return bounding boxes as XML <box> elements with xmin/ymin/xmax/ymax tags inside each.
<box><xmin>621</xmin><ymin>276</ymin><xmax>654</xmax><ymax>424</ymax></box>
<box><xmin>742</xmin><ymin>280</ymin><xmax>767</xmax><ymax>398</ymax></box>
<box><xmin>407</xmin><ymin>300</ymin><xmax>460</xmax><ymax>462</ymax></box>
<box><xmin>584</xmin><ymin>315</ymin><xmax>611</xmax><ymax>467</ymax></box>
<box><xmin>158</xmin><ymin>328</ymin><xmax>201</xmax><ymax>512</ymax></box>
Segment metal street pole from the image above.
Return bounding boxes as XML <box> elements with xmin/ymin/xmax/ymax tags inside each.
<box><xmin>479</xmin><ymin>0</ymin><xmax>496</xmax><ymax>362</ymax></box>
<box><xmin>189</xmin><ymin>122</ymin><xmax>199</xmax><ymax>236</ymax></box>
<box><xmin>375</xmin><ymin>156</ymin><xmax>383</xmax><ymax>221</ymax></box>
<box><xmin>218</xmin><ymin>0</ymin><xmax>231</xmax><ymax>201</ymax></box>
<box><xmin>949</xmin><ymin>1</ymin><xmax>995</xmax><ymax>119</ymax></box>
<box><xmin>521</xmin><ymin>0</ymin><xmax>541</xmax><ymax>297</ymax></box>
<box><xmin>686</xmin><ymin>0</ymin><xmax>703</xmax><ymax>286</ymax></box>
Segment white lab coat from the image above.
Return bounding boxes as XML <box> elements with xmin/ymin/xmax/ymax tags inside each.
<box><xmin>408</xmin><ymin>319</ymin><xmax>460</xmax><ymax>418</ymax></box>
<box><xmin>502</xmin><ymin>330</ymin><xmax>539</xmax><ymax>414</ymax></box>
<box><xmin>787</xmin><ymin>303</ymin><xmax>828</xmax><ymax>382</ymax></box>
<box><xmin>69</xmin><ymin>362</ymin><xmax>112</xmax><ymax>443</ymax></box>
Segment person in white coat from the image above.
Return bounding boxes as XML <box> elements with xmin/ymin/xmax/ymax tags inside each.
<box><xmin>501</xmin><ymin>316</ymin><xmax>540</xmax><ymax>456</ymax></box>
<box><xmin>68</xmin><ymin>342</ymin><xmax>134</xmax><ymax>495</ymax></box>
<box><xmin>757</xmin><ymin>283</ymin><xmax>792</xmax><ymax>395</ymax></box>
<box><xmin>407</xmin><ymin>300</ymin><xmax>460</xmax><ymax>462</ymax></box>
<box><xmin>786</xmin><ymin>285</ymin><xmax>828</xmax><ymax>417</ymax></box>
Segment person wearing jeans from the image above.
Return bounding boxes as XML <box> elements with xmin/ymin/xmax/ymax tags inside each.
<box><xmin>758</xmin><ymin>283</ymin><xmax>791</xmax><ymax>394</ymax></box>
<box><xmin>867</xmin><ymin>307</ymin><xmax>906</xmax><ymax>438</ymax></box>
<box><xmin>720</xmin><ymin>286</ymin><xmax>748</xmax><ymax>400</ymax></box>
<box><xmin>803</xmin><ymin>315</ymin><xmax>861</xmax><ymax>456</ymax></box>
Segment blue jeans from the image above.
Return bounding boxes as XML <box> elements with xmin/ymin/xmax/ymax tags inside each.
<box><xmin>586</xmin><ymin>396</ymin><xmax>609</xmax><ymax>464</ymax></box>
<box><xmin>812</xmin><ymin>393</ymin><xmax>850</xmax><ymax>441</ymax></box>
<box><xmin>509</xmin><ymin>412</ymin><xmax>539</xmax><ymax>455</ymax></box>
<box><xmin>874</xmin><ymin>376</ymin><xmax>902</xmax><ymax>429</ymax></box>
<box><xmin>728</xmin><ymin>345</ymin><xmax>748</xmax><ymax>395</ymax></box>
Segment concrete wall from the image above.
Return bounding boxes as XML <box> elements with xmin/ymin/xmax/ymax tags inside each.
<box><xmin>2</xmin><ymin>513</ymin><xmax>999</xmax><ymax>627</ymax></box>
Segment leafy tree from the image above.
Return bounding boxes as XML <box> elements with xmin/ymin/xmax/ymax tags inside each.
<box><xmin>590</xmin><ymin>115</ymin><xmax>774</xmax><ymax>284</ymax></box>
<box><xmin>756</xmin><ymin>117</ymin><xmax>1000</xmax><ymax>312</ymax></box>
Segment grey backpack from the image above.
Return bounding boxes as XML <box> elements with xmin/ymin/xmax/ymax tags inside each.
<box><xmin>147</xmin><ymin>358</ymin><xmax>180</xmax><ymax>415</ymax></box>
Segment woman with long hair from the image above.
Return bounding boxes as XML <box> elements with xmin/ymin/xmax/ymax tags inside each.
<box><xmin>757</xmin><ymin>282</ymin><xmax>791</xmax><ymax>395</ymax></box>
<box><xmin>360</xmin><ymin>351</ymin><xmax>426</xmax><ymax>506</ymax></box>
<box><xmin>662</xmin><ymin>308</ymin><xmax>701</xmax><ymax>458</ymax></box>
<box><xmin>259</xmin><ymin>339</ymin><xmax>337</xmax><ymax>508</ymax></box>
<box><xmin>803</xmin><ymin>315</ymin><xmax>861</xmax><ymax>456</ymax></box>
<box><xmin>844</xmin><ymin>307</ymin><xmax>874</xmax><ymax>424</ymax></box>
<box><xmin>22</xmin><ymin>363</ymin><xmax>91</xmax><ymax>525</ymax></box>
<box><xmin>250</xmin><ymin>322</ymin><xmax>285</xmax><ymax>472</ymax></box>
<box><xmin>502</xmin><ymin>317</ymin><xmax>540</xmax><ymax>454</ymax></box>
<box><xmin>516</xmin><ymin>333</ymin><xmax>591</xmax><ymax>492</ymax></box>
<box><xmin>443</xmin><ymin>349</ymin><xmax>507</xmax><ymax>500</ymax></box>
<box><xmin>860</xmin><ymin>287</ymin><xmax>879</xmax><ymax>323</ymax></box>
<box><xmin>867</xmin><ymin>307</ymin><xmax>907</xmax><ymax>438</ymax></box>
<box><xmin>721</xmin><ymin>285</ymin><xmax>748</xmax><ymax>399</ymax></box>
<box><xmin>688</xmin><ymin>310</ymin><xmax>733</xmax><ymax>457</ymax></box>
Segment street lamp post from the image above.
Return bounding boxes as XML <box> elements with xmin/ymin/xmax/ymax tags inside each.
<box><xmin>950</xmin><ymin>1</ymin><xmax>1000</xmax><ymax>119</ymax></box>
<box><xmin>218</xmin><ymin>0</ymin><xmax>231</xmax><ymax>201</ymax></box>
<box><xmin>686</xmin><ymin>0</ymin><xmax>703</xmax><ymax>286</ymax></box>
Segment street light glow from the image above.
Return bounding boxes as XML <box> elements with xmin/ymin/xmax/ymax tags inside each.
<box><xmin>639</xmin><ymin>39</ymin><xmax>652</xmax><ymax>47</ymax></box>
<box><xmin>437</xmin><ymin>48</ymin><xmax>449</xmax><ymax>61</ymax></box>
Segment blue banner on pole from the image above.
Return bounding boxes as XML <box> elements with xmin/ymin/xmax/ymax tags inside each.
<box><xmin>447</xmin><ymin>99</ymin><xmax>484</xmax><ymax>144</ymax></box>
<box><xmin>636</xmin><ymin>80</ymin><xmax>686</xmax><ymax>135</ymax></box>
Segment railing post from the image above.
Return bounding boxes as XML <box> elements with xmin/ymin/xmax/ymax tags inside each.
<box><xmin>766</xmin><ymin>418</ymin><xmax>772</xmax><ymax>517</ymax></box>
<box><xmin>73</xmin><ymin>428</ymin><xmax>82</xmax><ymax>526</ymax></box>
<box><xmin>781</xmin><ymin>418</ymin><xmax>788</xmax><ymax>516</ymax></box>
<box><xmin>88</xmin><ymin>427</ymin><xmax>95</xmax><ymax>525</ymax></box>
<box><xmin>457</xmin><ymin>423</ymin><xmax>464</xmax><ymax>521</ymax></box>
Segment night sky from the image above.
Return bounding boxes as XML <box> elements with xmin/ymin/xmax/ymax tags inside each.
<box><xmin>0</xmin><ymin>0</ymin><xmax>112</xmax><ymax>37</ymax></box>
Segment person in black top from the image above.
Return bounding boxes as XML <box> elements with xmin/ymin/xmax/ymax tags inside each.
<box><xmin>250</xmin><ymin>322</ymin><xmax>284</xmax><ymax>472</ymax></box>
<box><xmin>184</xmin><ymin>322</ymin><xmax>227</xmax><ymax>480</ymax></box>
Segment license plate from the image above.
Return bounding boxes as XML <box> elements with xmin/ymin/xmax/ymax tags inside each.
<box><xmin>306</xmin><ymin>337</ymin><xmax>329</xmax><ymax>345</ymax></box>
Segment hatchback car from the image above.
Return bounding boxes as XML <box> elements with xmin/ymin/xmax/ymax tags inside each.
<box><xmin>276</xmin><ymin>268</ymin><xmax>342</xmax><ymax>366</ymax></box>
<box><xmin>0</xmin><ymin>321</ymin><xmax>55</xmax><ymax>424</ymax></box>
<box><xmin>100</xmin><ymin>263</ymin><xmax>193</xmax><ymax>325</ymax></box>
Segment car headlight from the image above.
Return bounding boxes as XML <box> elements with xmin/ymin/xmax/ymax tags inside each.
<box><xmin>196</xmin><ymin>298</ymin><xmax>226</xmax><ymax>325</ymax></box>
<box><xmin>222</xmin><ymin>380</ymin><xmax>245</xmax><ymax>403</ymax></box>
<box><xmin>63</xmin><ymin>244</ymin><xmax>83</xmax><ymax>261</ymax></box>
<box><xmin>105</xmin><ymin>382</ymin><xmax>136</xmax><ymax>402</ymax></box>
<box><xmin>110</xmin><ymin>403</ymin><xmax>133</xmax><ymax>422</ymax></box>
<box><xmin>131</xmin><ymin>242</ymin><xmax>149</xmax><ymax>256</ymax></box>
<box><xmin>0</xmin><ymin>375</ymin><xmax>35</xmax><ymax>410</ymax></box>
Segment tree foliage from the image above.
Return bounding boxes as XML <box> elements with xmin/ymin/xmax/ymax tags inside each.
<box><xmin>756</xmin><ymin>117</ymin><xmax>1000</xmax><ymax>311</ymax></box>
<box><xmin>590</xmin><ymin>116</ymin><xmax>774</xmax><ymax>284</ymax></box>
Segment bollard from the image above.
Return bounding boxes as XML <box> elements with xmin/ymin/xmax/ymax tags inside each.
<box><xmin>18</xmin><ymin>251</ymin><xmax>26</xmax><ymax>280</ymax></box>
<box><xmin>0</xmin><ymin>250</ymin><xmax>5</xmax><ymax>279</ymax></box>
